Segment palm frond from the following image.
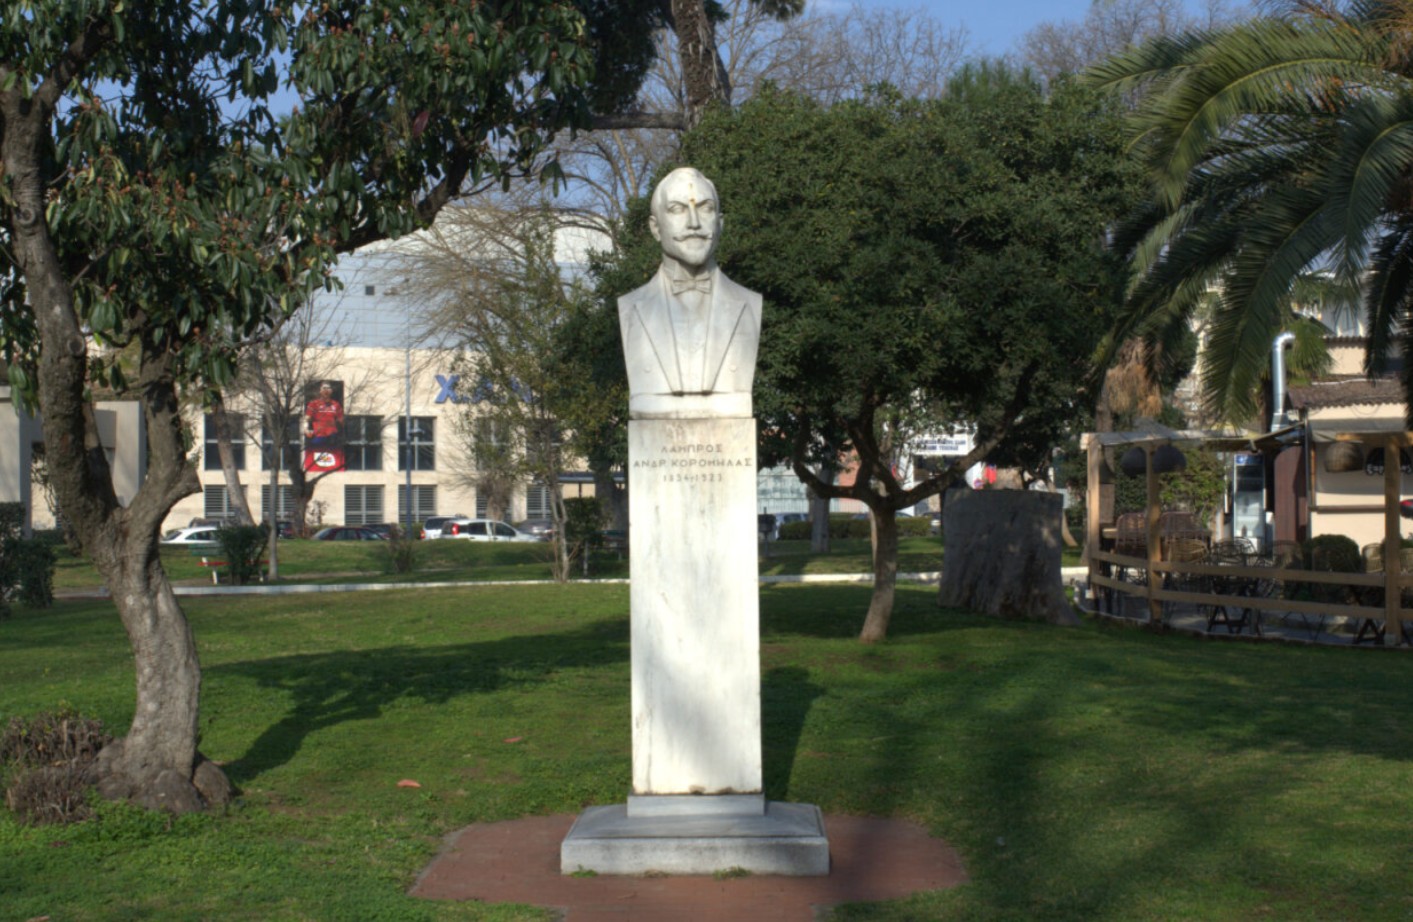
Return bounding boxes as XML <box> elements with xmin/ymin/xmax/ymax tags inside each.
<box><xmin>1364</xmin><ymin>216</ymin><xmax>1413</xmax><ymax>372</ymax></box>
<box><xmin>1322</xmin><ymin>92</ymin><xmax>1413</xmax><ymax>275</ymax></box>
<box><xmin>1129</xmin><ymin>17</ymin><xmax>1384</xmax><ymax>207</ymax></box>
<box><xmin>1202</xmin><ymin>187</ymin><xmax>1337</xmax><ymax>419</ymax></box>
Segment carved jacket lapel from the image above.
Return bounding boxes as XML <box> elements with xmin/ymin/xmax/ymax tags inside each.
<box><xmin>629</xmin><ymin>271</ymin><xmax>684</xmax><ymax>393</ymax></box>
<box><xmin>702</xmin><ymin>269</ymin><xmax>747</xmax><ymax>393</ymax></box>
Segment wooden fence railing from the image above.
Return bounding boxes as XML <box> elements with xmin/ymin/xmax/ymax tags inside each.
<box><xmin>1088</xmin><ymin>548</ymin><xmax>1409</xmax><ymax>638</ymax></box>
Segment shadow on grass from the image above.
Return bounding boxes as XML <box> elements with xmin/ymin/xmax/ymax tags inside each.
<box><xmin>213</xmin><ymin>617</ymin><xmax>629</xmax><ymax>785</ymax></box>
<box><xmin>824</xmin><ymin>632</ymin><xmax>1413</xmax><ymax>919</ymax></box>
<box><xmin>216</xmin><ymin>619</ymin><xmax>831</xmax><ymax>799</ymax></box>
<box><xmin>760</xmin><ymin>583</ymin><xmax>987</xmax><ymax>640</ymax></box>
<box><xmin>762</xmin><ymin>665</ymin><xmax>825</xmax><ymax>801</ymax></box>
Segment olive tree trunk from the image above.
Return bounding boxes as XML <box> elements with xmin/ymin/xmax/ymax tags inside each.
<box><xmin>858</xmin><ymin>508</ymin><xmax>900</xmax><ymax>642</ymax></box>
<box><xmin>94</xmin><ymin>555</ymin><xmax>232</xmax><ymax>812</ymax></box>
<box><xmin>4</xmin><ymin>93</ymin><xmax>230</xmax><ymax>813</ymax></box>
<box><xmin>939</xmin><ymin>490</ymin><xmax>1078</xmax><ymax>625</ymax></box>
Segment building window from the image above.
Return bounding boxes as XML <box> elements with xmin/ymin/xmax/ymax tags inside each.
<box><xmin>475</xmin><ymin>494</ymin><xmax>488</xmax><ymax>518</ymax></box>
<box><xmin>203</xmin><ymin>413</ymin><xmax>245</xmax><ymax>471</ymax></box>
<box><xmin>526</xmin><ymin>483</ymin><xmax>551</xmax><ymax>519</ymax></box>
<box><xmin>345</xmin><ymin>485</ymin><xmax>384</xmax><ymax>526</ymax></box>
<box><xmin>344</xmin><ymin>415</ymin><xmax>383</xmax><ymax>471</ymax></box>
<box><xmin>261</xmin><ymin>419</ymin><xmax>301</xmax><ymax>472</ymax></box>
<box><xmin>364</xmin><ymin>284</ymin><xmax>376</xmax><ymax>296</ymax></box>
<box><xmin>203</xmin><ymin>485</ymin><xmax>240</xmax><ymax>521</ymax></box>
<box><xmin>398</xmin><ymin>485</ymin><xmax>436</xmax><ymax>524</ymax></box>
<box><xmin>260</xmin><ymin>484</ymin><xmax>296</xmax><ymax>521</ymax></box>
<box><xmin>399</xmin><ymin>416</ymin><xmax>435</xmax><ymax>471</ymax></box>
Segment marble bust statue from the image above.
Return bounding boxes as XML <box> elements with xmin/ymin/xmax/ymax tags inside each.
<box><xmin>618</xmin><ymin>167</ymin><xmax>761</xmax><ymax>419</ymax></box>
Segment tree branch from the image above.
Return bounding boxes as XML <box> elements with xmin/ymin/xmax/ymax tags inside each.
<box><xmin>34</xmin><ymin>15</ymin><xmax>113</xmax><ymax>112</ymax></box>
<box><xmin>590</xmin><ymin>111</ymin><xmax>687</xmax><ymax>131</ymax></box>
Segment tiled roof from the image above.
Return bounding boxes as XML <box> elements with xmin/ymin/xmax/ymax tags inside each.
<box><xmin>1287</xmin><ymin>376</ymin><xmax>1404</xmax><ymax>409</ymax></box>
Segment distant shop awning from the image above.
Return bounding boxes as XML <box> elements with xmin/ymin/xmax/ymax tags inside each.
<box><xmin>1081</xmin><ymin>425</ymin><xmax>1296</xmax><ymax>453</ymax></box>
<box><xmin>1306</xmin><ymin>416</ymin><xmax>1413</xmax><ymax>443</ymax></box>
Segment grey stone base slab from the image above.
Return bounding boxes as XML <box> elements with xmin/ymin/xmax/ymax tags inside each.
<box><xmin>627</xmin><ymin>793</ymin><xmax>765</xmax><ymax>818</ymax></box>
<box><xmin>560</xmin><ymin>801</ymin><xmax>829</xmax><ymax>876</ymax></box>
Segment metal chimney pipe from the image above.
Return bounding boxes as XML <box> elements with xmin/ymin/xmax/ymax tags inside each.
<box><xmin>1270</xmin><ymin>331</ymin><xmax>1296</xmax><ymax>432</ymax></box>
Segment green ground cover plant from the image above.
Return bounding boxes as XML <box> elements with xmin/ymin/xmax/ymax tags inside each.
<box><xmin>2</xmin><ymin>584</ymin><xmax>1409</xmax><ymax>920</ymax></box>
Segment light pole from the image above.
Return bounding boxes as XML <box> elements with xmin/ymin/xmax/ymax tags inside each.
<box><xmin>404</xmin><ymin>329</ymin><xmax>413</xmax><ymax>536</ymax></box>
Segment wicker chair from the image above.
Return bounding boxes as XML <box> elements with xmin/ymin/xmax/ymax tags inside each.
<box><xmin>1113</xmin><ymin>512</ymin><xmax>1147</xmax><ymax>558</ymax></box>
<box><xmin>1209</xmin><ymin>538</ymin><xmax>1256</xmax><ymax>566</ymax></box>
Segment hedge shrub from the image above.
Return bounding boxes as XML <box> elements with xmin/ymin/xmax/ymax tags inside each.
<box><xmin>778</xmin><ymin>514</ymin><xmax>930</xmax><ymax>540</ymax></box>
<box><xmin>214</xmin><ymin>525</ymin><xmax>268</xmax><ymax>585</ymax></box>
<box><xmin>779</xmin><ymin>520</ymin><xmax>811</xmax><ymax>540</ymax></box>
<box><xmin>0</xmin><ymin>503</ymin><xmax>56</xmax><ymax>618</ymax></box>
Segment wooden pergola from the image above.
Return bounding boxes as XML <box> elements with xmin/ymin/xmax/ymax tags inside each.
<box><xmin>1083</xmin><ymin>426</ymin><xmax>1411</xmax><ymax>643</ymax></box>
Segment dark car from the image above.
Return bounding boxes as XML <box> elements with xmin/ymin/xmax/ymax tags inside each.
<box><xmin>311</xmin><ymin>526</ymin><xmax>385</xmax><ymax>541</ymax></box>
<box><xmin>361</xmin><ymin>523</ymin><xmax>404</xmax><ymax>539</ymax></box>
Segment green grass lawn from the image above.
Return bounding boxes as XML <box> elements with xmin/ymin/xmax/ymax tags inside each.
<box><xmin>3</xmin><ymin>583</ymin><xmax>1410</xmax><ymax>920</ymax></box>
<box><xmin>53</xmin><ymin>534</ymin><xmax>1082</xmax><ymax>592</ymax></box>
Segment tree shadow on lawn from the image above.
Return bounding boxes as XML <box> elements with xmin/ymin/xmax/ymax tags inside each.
<box><xmin>759</xmin><ymin>584</ymin><xmax>967</xmax><ymax>640</ymax></box>
<box><xmin>212</xmin><ymin>617</ymin><xmax>630</xmax><ymax>785</ymax></box>
<box><xmin>213</xmin><ymin>619</ymin><xmax>827</xmax><ymax>797</ymax></box>
<box><xmin>826</xmin><ymin>641</ymin><xmax>1413</xmax><ymax>919</ymax></box>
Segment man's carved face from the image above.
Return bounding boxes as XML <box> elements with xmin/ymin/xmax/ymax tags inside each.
<box><xmin>650</xmin><ymin>169</ymin><xmax>722</xmax><ymax>274</ymax></box>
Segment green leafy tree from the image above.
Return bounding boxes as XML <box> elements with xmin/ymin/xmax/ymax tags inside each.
<box><xmin>1087</xmin><ymin>0</ymin><xmax>1413</xmax><ymax>424</ymax></box>
<box><xmin>619</xmin><ymin>71</ymin><xmax>1140</xmax><ymax>641</ymax></box>
<box><xmin>404</xmin><ymin>207</ymin><xmax>585</xmax><ymax>580</ymax></box>
<box><xmin>0</xmin><ymin>0</ymin><xmax>641</xmax><ymax>811</ymax></box>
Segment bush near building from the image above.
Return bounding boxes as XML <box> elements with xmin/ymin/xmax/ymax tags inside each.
<box><xmin>0</xmin><ymin>504</ymin><xmax>55</xmax><ymax>618</ymax></box>
<box><xmin>779</xmin><ymin>515</ymin><xmax>932</xmax><ymax>541</ymax></box>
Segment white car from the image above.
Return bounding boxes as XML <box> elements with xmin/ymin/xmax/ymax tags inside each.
<box><xmin>160</xmin><ymin>526</ymin><xmax>223</xmax><ymax>546</ymax></box>
<box><xmin>440</xmin><ymin>518</ymin><xmax>539</xmax><ymax>542</ymax></box>
<box><xmin>420</xmin><ymin>514</ymin><xmax>469</xmax><ymax>540</ymax></box>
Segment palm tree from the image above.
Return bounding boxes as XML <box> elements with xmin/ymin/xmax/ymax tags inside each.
<box><xmin>1087</xmin><ymin>0</ymin><xmax>1413</xmax><ymax>423</ymax></box>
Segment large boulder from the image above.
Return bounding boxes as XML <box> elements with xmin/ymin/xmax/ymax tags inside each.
<box><xmin>939</xmin><ymin>489</ymin><xmax>1077</xmax><ymax>625</ymax></box>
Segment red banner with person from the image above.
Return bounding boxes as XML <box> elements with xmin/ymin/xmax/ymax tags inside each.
<box><xmin>303</xmin><ymin>379</ymin><xmax>346</xmax><ymax>473</ymax></box>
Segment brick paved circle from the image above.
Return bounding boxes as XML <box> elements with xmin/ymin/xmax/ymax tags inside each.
<box><xmin>411</xmin><ymin>812</ymin><xmax>967</xmax><ymax>921</ymax></box>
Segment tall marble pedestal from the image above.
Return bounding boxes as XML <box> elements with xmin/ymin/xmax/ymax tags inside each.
<box><xmin>560</xmin><ymin>416</ymin><xmax>828</xmax><ymax>875</ymax></box>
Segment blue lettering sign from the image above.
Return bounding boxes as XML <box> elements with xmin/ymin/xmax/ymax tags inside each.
<box><xmin>433</xmin><ymin>374</ymin><xmax>463</xmax><ymax>404</ymax></box>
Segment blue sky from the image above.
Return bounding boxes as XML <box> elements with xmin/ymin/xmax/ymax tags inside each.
<box><xmin>819</xmin><ymin>0</ymin><xmax>1171</xmax><ymax>57</ymax></box>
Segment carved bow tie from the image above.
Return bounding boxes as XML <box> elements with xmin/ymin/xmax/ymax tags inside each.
<box><xmin>670</xmin><ymin>276</ymin><xmax>712</xmax><ymax>295</ymax></box>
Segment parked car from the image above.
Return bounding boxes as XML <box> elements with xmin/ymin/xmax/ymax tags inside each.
<box><xmin>420</xmin><ymin>515</ymin><xmax>469</xmax><ymax>540</ymax></box>
<box><xmin>361</xmin><ymin>523</ymin><xmax>403</xmax><ymax>539</ymax></box>
<box><xmin>439</xmin><ymin>518</ymin><xmax>539</xmax><ymax>542</ymax></box>
<box><xmin>264</xmin><ymin>521</ymin><xmax>295</xmax><ymax>539</ymax></box>
<box><xmin>516</xmin><ymin>518</ymin><xmax>555</xmax><ymax>541</ymax></box>
<box><xmin>311</xmin><ymin>526</ymin><xmax>385</xmax><ymax>541</ymax></box>
<box><xmin>160</xmin><ymin>526</ymin><xmax>223</xmax><ymax>546</ymax></box>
